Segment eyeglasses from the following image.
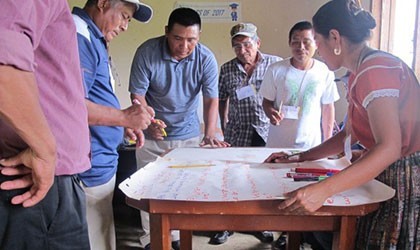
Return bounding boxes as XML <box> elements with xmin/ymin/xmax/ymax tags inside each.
<box><xmin>232</xmin><ymin>41</ymin><xmax>254</xmax><ymax>51</ymax></box>
<box><xmin>290</xmin><ymin>39</ymin><xmax>315</xmax><ymax>48</ymax></box>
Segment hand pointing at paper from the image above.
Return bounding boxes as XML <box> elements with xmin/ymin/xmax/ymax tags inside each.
<box><xmin>264</xmin><ymin>151</ymin><xmax>301</xmax><ymax>163</ymax></box>
<box><xmin>278</xmin><ymin>182</ymin><xmax>331</xmax><ymax>214</ymax></box>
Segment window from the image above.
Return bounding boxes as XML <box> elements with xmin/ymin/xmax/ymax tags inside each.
<box><xmin>370</xmin><ymin>0</ymin><xmax>420</xmax><ymax>77</ymax></box>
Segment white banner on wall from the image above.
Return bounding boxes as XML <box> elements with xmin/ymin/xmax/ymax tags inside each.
<box><xmin>174</xmin><ymin>2</ymin><xmax>241</xmax><ymax>23</ymax></box>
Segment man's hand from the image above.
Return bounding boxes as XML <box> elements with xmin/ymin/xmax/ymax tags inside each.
<box><xmin>125</xmin><ymin>128</ymin><xmax>145</xmax><ymax>148</ymax></box>
<box><xmin>0</xmin><ymin>147</ymin><xmax>56</xmax><ymax>207</ymax></box>
<box><xmin>199</xmin><ymin>136</ymin><xmax>230</xmax><ymax>148</ymax></box>
<box><xmin>146</xmin><ymin>119</ymin><xmax>167</xmax><ymax>140</ymax></box>
<box><xmin>269</xmin><ymin>109</ymin><xmax>284</xmax><ymax>125</ymax></box>
<box><xmin>123</xmin><ymin>102</ymin><xmax>155</xmax><ymax>145</ymax></box>
<box><xmin>123</xmin><ymin>103</ymin><xmax>154</xmax><ymax>130</ymax></box>
<box><xmin>262</xmin><ymin>99</ymin><xmax>283</xmax><ymax>125</ymax></box>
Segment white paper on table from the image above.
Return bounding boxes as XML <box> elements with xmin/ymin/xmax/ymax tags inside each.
<box><xmin>119</xmin><ymin>147</ymin><xmax>395</xmax><ymax>206</ymax></box>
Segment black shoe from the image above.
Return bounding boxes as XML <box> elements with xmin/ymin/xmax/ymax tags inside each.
<box><xmin>208</xmin><ymin>231</ymin><xmax>234</xmax><ymax>245</ymax></box>
<box><xmin>273</xmin><ymin>234</ymin><xmax>287</xmax><ymax>250</ymax></box>
<box><xmin>171</xmin><ymin>240</ymin><xmax>180</xmax><ymax>250</ymax></box>
<box><xmin>144</xmin><ymin>240</ymin><xmax>180</xmax><ymax>250</ymax></box>
<box><xmin>251</xmin><ymin>231</ymin><xmax>274</xmax><ymax>243</ymax></box>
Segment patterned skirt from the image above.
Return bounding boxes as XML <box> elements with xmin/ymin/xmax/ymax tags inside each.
<box><xmin>356</xmin><ymin>151</ymin><xmax>420</xmax><ymax>250</ymax></box>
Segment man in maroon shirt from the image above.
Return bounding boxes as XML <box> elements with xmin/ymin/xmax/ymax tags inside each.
<box><xmin>0</xmin><ymin>0</ymin><xmax>91</xmax><ymax>249</ymax></box>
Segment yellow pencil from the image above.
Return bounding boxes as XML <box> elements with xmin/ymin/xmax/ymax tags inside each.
<box><xmin>152</xmin><ymin>118</ymin><xmax>167</xmax><ymax>137</ymax></box>
<box><xmin>168</xmin><ymin>164</ymin><xmax>215</xmax><ymax>168</ymax></box>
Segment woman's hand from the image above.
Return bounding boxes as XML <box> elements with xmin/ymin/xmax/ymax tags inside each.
<box><xmin>264</xmin><ymin>151</ymin><xmax>301</xmax><ymax>163</ymax></box>
<box><xmin>278</xmin><ymin>183</ymin><xmax>329</xmax><ymax>214</ymax></box>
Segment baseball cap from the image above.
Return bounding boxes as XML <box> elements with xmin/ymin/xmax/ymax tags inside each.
<box><xmin>230</xmin><ymin>23</ymin><xmax>257</xmax><ymax>39</ymax></box>
<box><xmin>123</xmin><ymin>0</ymin><xmax>153</xmax><ymax>23</ymax></box>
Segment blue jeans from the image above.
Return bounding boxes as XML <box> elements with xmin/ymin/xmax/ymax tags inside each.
<box><xmin>0</xmin><ymin>175</ymin><xmax>90</xmax><ymax>250</ymax></box>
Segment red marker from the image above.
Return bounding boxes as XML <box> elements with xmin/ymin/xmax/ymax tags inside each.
<box><xmin>291</xmin><ymin>168</ymin><xmax>340</xmax><ymax>174</ymax></box>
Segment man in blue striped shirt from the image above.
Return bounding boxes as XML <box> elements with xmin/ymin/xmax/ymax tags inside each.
<box><xmin>72</xmin><ymin>1</ymin><xmax>154</xmax><ymax>249</ymax></box>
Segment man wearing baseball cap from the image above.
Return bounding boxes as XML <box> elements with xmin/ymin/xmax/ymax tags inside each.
<box><xmin>215</xmin><ymin>22</ymin><xmax>282</xmax><ymax>245</ymax></box>
<box><xmin>72</xmin><ymin>1</ymin><xmax>153</xmax><ymax>249</ymax></box>
<box><xmin>122</xmin><ymin>0</ymin><xmax>153</xmax><ymax>23</ymax></box>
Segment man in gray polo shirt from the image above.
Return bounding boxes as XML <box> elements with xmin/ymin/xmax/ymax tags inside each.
<box><xmin>129</xmin><ymin>7</ymin><xmax>229</xmax><ymax>250</ymax></box>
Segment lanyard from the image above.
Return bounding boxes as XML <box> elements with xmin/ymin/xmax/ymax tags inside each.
<box><xmin>285</xmin><ymin>62</ymin><xmax>311</xmax><ymax>107</ymax></box>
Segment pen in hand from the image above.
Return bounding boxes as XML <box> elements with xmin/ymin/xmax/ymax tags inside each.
<box><xmin>152</xmin><ymin>119</ymin><xmax>167</xmax><ymax>137</ymax></box>
<box><xmin>286</xmin><ymin>152</ymin><xmax>300</xmax><ymax>161</ymax></box>
<box><xmin>266</xmin><ymin>151</ymin><xmax>300</xmax><ymax>163</ymax></box>
<box><xmin>278</xmin><ymin>100</ymin><xmax>283</xmax><ymax>114</ymax></box>
<box><xmin>272</xmin><ymin>100</ymin><xmax>283</xmax><ymax>126</ymax></box>
<box><xmin>132</xmin><ymin>99</ymin><xmax>167</xmax><ymax>137</ymax></box>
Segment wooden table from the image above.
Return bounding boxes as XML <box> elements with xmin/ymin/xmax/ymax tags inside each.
<box><xmin>127</xmin><ymin>197</ymin><xmax>379</xmax><ymax>250</ymax></box>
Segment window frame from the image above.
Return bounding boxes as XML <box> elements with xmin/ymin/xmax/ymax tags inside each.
<box><xmin>370</xmin><ymin>0</ymin><xmax>420</xmax><ymax>77</ymax></box>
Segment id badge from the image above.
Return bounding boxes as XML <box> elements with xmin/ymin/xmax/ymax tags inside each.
<box><xmin>344</xmin><ymin>135</ymin><xmax>352</xmax><ymax>162</ymax></box>
<box><xmin>236</xmin><ymin>85</ymin><xmax>255</xmax><ymax>100</ymax></box>
<box><xmin>282</xmin><ymin>105</ymin><xmax>300</xmax><ymax>120</ymax></box>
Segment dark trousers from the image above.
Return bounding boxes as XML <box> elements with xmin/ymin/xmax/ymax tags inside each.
<box><xmin>0</xmin><ymin>175</ymin><xmax>90</xmax><ymax>250</ymax></box>
<box><xmin>250</xmin><ymin>130</ymin><xmax>266</xmax><ymax>147</ymax></box>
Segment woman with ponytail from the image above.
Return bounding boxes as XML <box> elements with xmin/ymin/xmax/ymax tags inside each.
<box><xmin>265</xmin><ymin>0</ymin><xmax>420</xmax><ymax>249</ymax></box>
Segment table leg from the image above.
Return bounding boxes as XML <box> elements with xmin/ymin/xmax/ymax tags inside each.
<box><xmin>180</xmin><ymin>230</ymin><xmax>193</xmax><ymax>250</ymax></box>
<box><xmin>287</xmin><ymin>231</ymin><xmax>302</xmax><ymax>250</ymax></box>
<box><xmin>332</xmin><ymin>216</ymin><xmax>357</xmax><ymax>250</ymax></box>
<box><xmin>150</xmin><ymin>214</ymin><xmax>171</xmax><ymax>250</ymax></box>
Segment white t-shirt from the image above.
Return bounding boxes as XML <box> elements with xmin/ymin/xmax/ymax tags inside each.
<box><xmin>260</xmin><ymin>58</ymin><xmax>339</xmax><ymax>149</ymax></box>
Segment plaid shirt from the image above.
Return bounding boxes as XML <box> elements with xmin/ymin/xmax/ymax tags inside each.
<box><xmin>219</xmin><ymin>52</ymin><xmax>282</xmax><ymax>146</ymax></box>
